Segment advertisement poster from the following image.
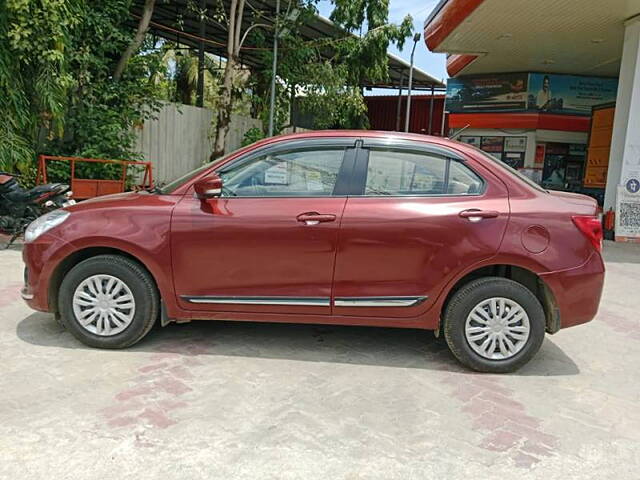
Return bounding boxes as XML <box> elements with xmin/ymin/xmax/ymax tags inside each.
<box><xmin>481</xmin><ymin>137</ymin><xmax>504</xmax><ymax>152</ymax></box>
<box><xmin>527</xmin><ymin>74</ymin><xmax>618</xmax><ymax>115</ymax></box>
<box><xmin>446</xmin><ymin>73</ymin><xmax>618</xmax><ymax>116</ymax></box>
<box><xmin>504</xmin><ymin>136</ymin><xmax>527</xmax><ymax>152</ymax></box>
<box><xmin>446</xmin><ymin>74</ymin><xmax>529</xmax><ymax>113</ymax></box>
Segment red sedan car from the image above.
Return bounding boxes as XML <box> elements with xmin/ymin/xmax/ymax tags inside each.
<box><xmin>21</xmin><ymin>131</ymin><xmax>604</xmax><ymax>372</ymax></box>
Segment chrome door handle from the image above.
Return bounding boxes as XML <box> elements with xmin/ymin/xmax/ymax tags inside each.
<box><xmin>297</xmin><ymin>212</ymin><xmax>336</xmax><ymax>225</ymax></box>
<box><xmin>459</xmin><ymin>209</ymin><xmax>499</xmax><ymax>222</ymax></box>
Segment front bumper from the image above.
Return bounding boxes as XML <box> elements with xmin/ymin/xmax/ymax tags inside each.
<box><xmin>21</xmin><ymin>234</ymin><xmax>74</xmax><ymax>313</ymax></box>
<box><xmin>541</xmin><ymin>251</ymin><xmax>605</xmax><ymax>329</ymax></box>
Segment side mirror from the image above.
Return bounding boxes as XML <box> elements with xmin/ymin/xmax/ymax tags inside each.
<box><xmin>194</xmin><ymin>174</ymin><xmax>223</xmax><ymax>199</ymax></box>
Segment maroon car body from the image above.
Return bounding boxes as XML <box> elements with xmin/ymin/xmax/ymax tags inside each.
<box><xmin>21</xmin><ymin>131</ymin><xmax>604</xmax><ymax>370</ymax></box>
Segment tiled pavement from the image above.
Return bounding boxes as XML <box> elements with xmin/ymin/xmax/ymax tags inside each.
<box><xmin>1</xmin><ymin>241</ymin><xmax>639</xmax><ymax>479</ymax></box>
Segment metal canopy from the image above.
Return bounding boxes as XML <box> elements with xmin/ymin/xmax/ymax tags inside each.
<box><xmin>132</xmin><ymin>0</ymin><xmax>445</xmax><ymax>90</ymax></box>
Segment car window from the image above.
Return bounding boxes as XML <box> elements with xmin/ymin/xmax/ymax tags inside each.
<box><xmin>364</xmin><ymin>149</ymin><xmax>484</xmax><ymax>196</ymax></box>
<box><xmin>159</xmin><ymin>150</ymin><xmax>237</xmax><ymax>194</ymax></box>
<box><xmin>447</xmin><ymin>161</ymin><xmax>484</xmax><ymax>194</ymax></box>
<box><xmin>365</xmin><ymin>150</ymin><xmax>447</xmax><ymax>195</ymax></box>
<box><xmin>471</xmin><ymin>146</ymin><xmax>547</xmax><ymax>193</ymax></box>
<box><xmin>219</xmin><ymin>148</ymin><xmax>344</xmax><ymax>197</ymax></box>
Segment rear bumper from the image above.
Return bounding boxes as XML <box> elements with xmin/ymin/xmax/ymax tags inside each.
<box><xmin>540</xmin><ymin>251</ymin><xmax>605</xmax><ymax>329</ymax></box>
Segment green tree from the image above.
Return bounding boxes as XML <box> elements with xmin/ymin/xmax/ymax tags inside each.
<box><xmin>153</xmin><ymin>45</ymin><xmax>223</xmax><ymax>108</ymax></box>
<box><xmin>246</xmin><ymin>1</ymin><xmax>412</xmax><ymax>136</ymax></box>
<box><xmin>0</xmin><ymin>0</ymin><xmax>81</xmax><ymax>176</ymax></box>
<box><xmin>330</xmin><ymin>0</ymin><xmax>413</xmax><ymax>85</ymax></box>
<box><xmin>1</xmin><ymin>0</ymin><xmax>166</xmax><ymax>183</ymax></box>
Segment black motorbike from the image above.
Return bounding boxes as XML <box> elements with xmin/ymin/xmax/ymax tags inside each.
<box><xmin>0</xmin><ymin>171</ymin><xmax>74</xmax><ymax>247</ymax></box>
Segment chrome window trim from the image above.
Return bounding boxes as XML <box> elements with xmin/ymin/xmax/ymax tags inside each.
<box><xmin>360</xmin><ymin>138</ymin><xmax>466</xmax><ymax>161</ymax></box>
<box><xmin>334</xmin><ymin>296</ymin><xmax>427</xmax><ymax>307</ymax></box>
<box><xmin>215</xmin><ymin>138</ymin><xmax>358</xmax><ymax>176</ymax></box>
<box><xmin>182</xmin><ymin>296</ymin><xmax>330</xmax><ymax>307</ymax></box>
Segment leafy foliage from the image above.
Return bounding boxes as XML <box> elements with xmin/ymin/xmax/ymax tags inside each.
<box><xmin>246</xmin><ymin>1</ymin><xmax>412</xmax><ymax>134</ymax></box>
<box><xmin>1</xmin><ymin>0</ymin><xmax>415</xmax><ymax>178</ymax></box>
<box><xmin>241</xmin><ymin>127</ymin><xmax>266</xmax><ymax>147</ymax></box>
<box><xmin>0</xmin><ymin>0</ymin><xmax>81</xmax><ymax>178</ymax></box>
<box><xmin>1</xmin><ymin>0</ymin><xmax>164</xmax><ymax>185</ymax></box>
<box><xmin>153</xmin><ymin>46</ymin><xmax>223</xmax><ymax>108</ymax></box>
<box><xmin>330</xmin><ymin>0</ymin><xmax>413</xmax><ymax>86</ymax></box>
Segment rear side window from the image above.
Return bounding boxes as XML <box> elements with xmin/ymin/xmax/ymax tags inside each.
<box><xmin>447</xmin><ymin>161</ymin><xmax>483</xmax><ymax>194</ymax></box>
<box><xmin>364</xmin><ymin>149</ymin><xmax>483</xmax><ymax>196</ymax></box>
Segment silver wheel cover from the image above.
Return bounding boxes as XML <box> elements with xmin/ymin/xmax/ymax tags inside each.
<box><xmin>72</xmin><ymin>274</ymin><xmax>136</xmax><ymax>336</ymax></box>
<box><xmin>464</xmin><ymin>297</ymin><xmax>531</xmax><ymax>360</ymax></box>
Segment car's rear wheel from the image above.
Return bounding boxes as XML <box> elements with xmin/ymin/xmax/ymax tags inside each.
<box><xmin>443</xmin><ymin>277</ymin><xmax>545</xmax><ymax>373</ymax></box>
<box><xmin>59</xmin><ymin>254</ymin><xmax>158</xmax><ymax>348</ymax></box>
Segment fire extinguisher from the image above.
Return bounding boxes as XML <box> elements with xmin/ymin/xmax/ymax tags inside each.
<box><xmin>603</xmin><ymin>208</ymin><xmax>615</xmax><ymax>240</ymax></box>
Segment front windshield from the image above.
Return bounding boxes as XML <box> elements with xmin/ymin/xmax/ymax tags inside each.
<box><xmin>158</xmin><ymin>151</ymin><xmax>236</xmax><ymax>194</ymax></box>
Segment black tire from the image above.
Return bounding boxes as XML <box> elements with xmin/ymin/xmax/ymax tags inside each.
<box><xmin>58</xmin><ymin>254</ymin><xmax>159</xmax><ymax>348</ymax></box>
<box><xmin>443</xmin><ymin>277</ymin><xmax>545</xmax><ymax>373</ymax></box>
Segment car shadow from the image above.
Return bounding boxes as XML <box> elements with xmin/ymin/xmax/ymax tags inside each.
<box><xmin>16</xmin><ymin>312</ymin><xmax>579</xmax><ymax>377</ymax></box>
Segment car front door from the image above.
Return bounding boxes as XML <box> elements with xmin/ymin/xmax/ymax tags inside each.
<box><xmin>171</xmin><ymin>138</ymin><xmax>355</xmax><ymax>315</ymax></box>
<box><xmin>332</xmin><ymin>139</ymin><xmax>510</xmax><ymax>319</ymax></box>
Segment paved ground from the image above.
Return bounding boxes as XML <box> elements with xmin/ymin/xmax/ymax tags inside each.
<box><xmin>1</xmin><ymin>241</ymin><xmax>639</xmax><ymax>479</ymax></box>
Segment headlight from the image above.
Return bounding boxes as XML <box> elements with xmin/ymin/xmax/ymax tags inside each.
<box><xmin>24</xmin><ymin>210</ymin><xmax>70</xmax><ymax>243</ymax></box>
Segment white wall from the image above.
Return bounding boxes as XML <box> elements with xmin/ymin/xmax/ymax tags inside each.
<box><xmin>134</xmin><ymin>102</ymin><xmax>261</xmax><ymax>185</ymax></box>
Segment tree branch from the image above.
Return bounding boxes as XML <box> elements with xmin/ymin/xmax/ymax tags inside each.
<box><xmin>239</xmin><ymin>23</ymin><xmax>272</xmax><ymax>48</ymax></box>
<box><xmin>227</xmin><ymin>0</ymin><xmax>239</xmax><ymax>57</ymax></box>
<box><xmin>233</xmin><ymin>0</ymin><xmax>246</xmax><ymax>54</ymax></box>
<box><xmin>113</xmin><ymin>0</ymin><xmax>156</xmax><ymax>81</ymax></box>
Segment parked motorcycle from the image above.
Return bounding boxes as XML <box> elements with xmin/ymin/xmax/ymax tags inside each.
<box><xmin>0</xmin><ymin>171</ymin><xmax>75</xmax><ymax>247</ymax></box>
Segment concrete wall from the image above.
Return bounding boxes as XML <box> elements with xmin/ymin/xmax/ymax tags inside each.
<box><xmin>134</xmin><ymin>102</ymin><xmax>261</xmax><ymax>185</ymax></box>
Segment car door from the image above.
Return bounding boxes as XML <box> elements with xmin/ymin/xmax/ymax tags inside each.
<box><xmin>332</xmin><ymin>139</ymin><xmax>510</xmax><ymax>318</ymax></box>
<box><xmin>171</xmin><ymin>138</ymin><xmax>356</xmax><ymax>315</ymax></box>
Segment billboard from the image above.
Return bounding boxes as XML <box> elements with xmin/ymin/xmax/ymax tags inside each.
<box><xmin>446</xmin><ymin>73</ymin><xmax>618</xmax><ymax>116</ymax></box>
<box><xmin>527</xmin><ymin>74</ymin><xmax>618</xmax><ymax>115</ymax></box>
<box><xmin>446</xmin><ymin>74</ymin><xmax>528</xmax><ymax>112</ymax></box>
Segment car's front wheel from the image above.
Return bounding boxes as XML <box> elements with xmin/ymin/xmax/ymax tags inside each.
<box><xmin>58</xmin><ymin>254</ymin><xmax>158</xmax><ymax>348</ymax></box>
<box><xmin>443</xmin><ymin>277</ymin><xmax>545</xmax><ymax>373</ymax></box>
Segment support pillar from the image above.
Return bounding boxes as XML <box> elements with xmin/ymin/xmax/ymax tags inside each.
<box><xmin>604</xmin><ymin>16</ymin><xmax>640</xmax><ymax>211</ymax></box>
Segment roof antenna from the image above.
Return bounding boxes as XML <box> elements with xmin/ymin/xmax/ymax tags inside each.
<box><xmin>450</xmin><ymin>124</ymin><xmax>471</xmax><ymax>140</ymax></box>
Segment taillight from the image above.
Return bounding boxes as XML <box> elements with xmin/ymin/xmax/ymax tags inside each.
<box><xmin>572</xmin><ymin>215</ymin><xmax>603</xmax><ymax>252</ymax></box>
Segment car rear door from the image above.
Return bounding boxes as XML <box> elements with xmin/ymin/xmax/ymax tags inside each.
<box><xmin>332</xmin><ymin>139</ymin><xmax>510</xmax><ymax>319</ymax></box>
<box><xmin>171</xmin><ymin>138</ymin><xmax>357</xmax><ymax>315</ymax></box>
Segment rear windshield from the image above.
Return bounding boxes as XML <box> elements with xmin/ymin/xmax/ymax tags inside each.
<box><xmin>470</xmin><ymin>146</ymin><xmax>547</xmax><ymax>193</ymax></box>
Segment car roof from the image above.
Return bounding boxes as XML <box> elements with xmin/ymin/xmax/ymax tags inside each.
<box><xmin>243</xmin><ymin>130</ymin><xmax>488</xmax><ymax>166</ymax></box>
<box><xmin>251</xmin><ymin>130</ymin><xmax>454</xmax><ymax>147</ymax></box>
